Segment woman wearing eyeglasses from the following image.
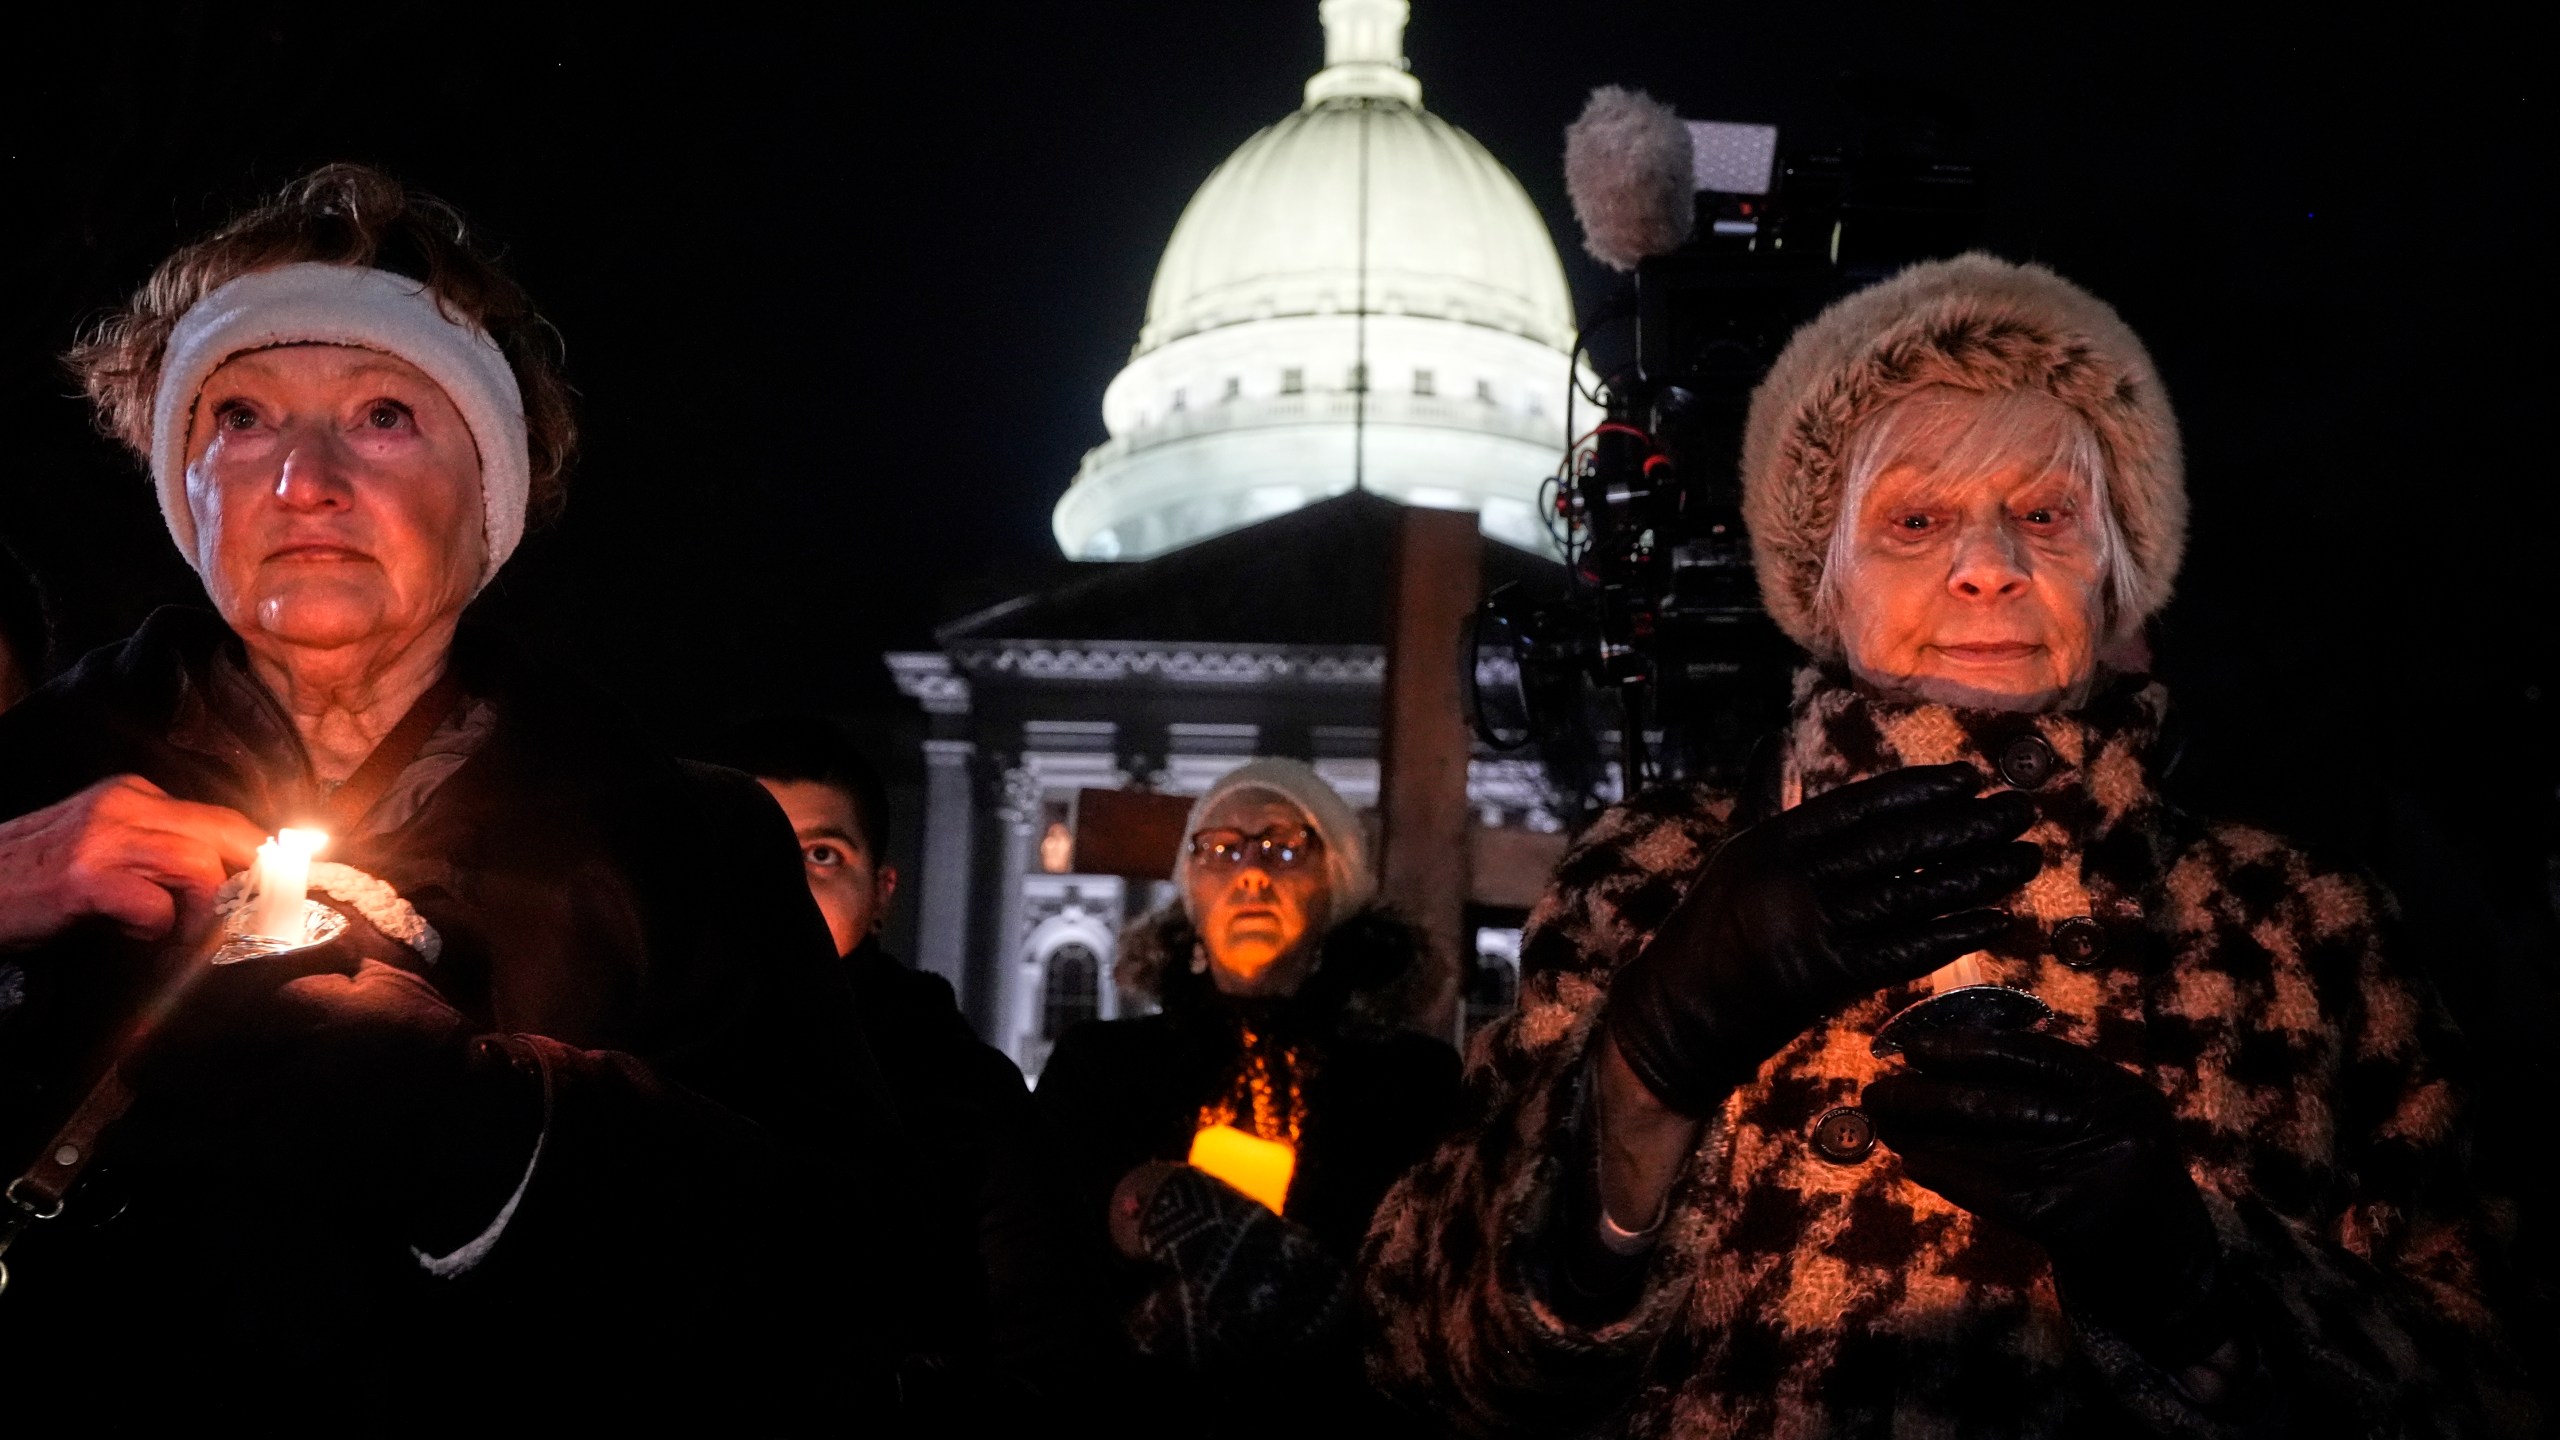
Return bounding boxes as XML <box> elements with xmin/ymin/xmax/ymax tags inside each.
<box><xmin>1035</xmin><ymin>758</ymin><xmax>1458</xmax><ymax>1431</ymax></box>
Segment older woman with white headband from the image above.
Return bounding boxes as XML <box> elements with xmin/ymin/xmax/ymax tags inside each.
<box><xmin>0</xmin><ymin>166</ymin><xmax>895</xmax><ymax>1424</ymax></box>
<box><xmin>1366</xmin><ymin>256</ymin><xmax>2526</xmax><ymax>1436</ymax></box>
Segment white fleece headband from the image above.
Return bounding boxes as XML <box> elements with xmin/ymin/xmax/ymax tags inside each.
<box><xmin>149</xmin><ymin>262</ymin><xmax>532</xmax><ymax>589</ymax></box>
<box><xmin>1177</xmin><ymin>758</ymin><xmax>1376</xmax><ymax>917</ymax></box>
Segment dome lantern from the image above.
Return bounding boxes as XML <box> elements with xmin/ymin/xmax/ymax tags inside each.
<box><xmin>1306</xmin><ymin>0</ymin><xmax>1422</xmax><ymax>107</ymax></box>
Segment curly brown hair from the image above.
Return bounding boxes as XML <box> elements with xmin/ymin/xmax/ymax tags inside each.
<box><xmin>66</xmin><ymin>163</ymin><xmax>577</xmax><ymax>527</ymax></box>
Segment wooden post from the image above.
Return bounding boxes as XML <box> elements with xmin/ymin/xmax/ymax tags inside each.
<box><xmin>1377</xmin><ymin>505</ymin><xmax>1480</xmax><ymax>1040</ymax></box>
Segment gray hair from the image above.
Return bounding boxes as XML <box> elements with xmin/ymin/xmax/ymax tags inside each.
<box><xmin>1817</xmin><ymin>387</ymin><xmax>2139</xmax><ymax>633</ymax></box>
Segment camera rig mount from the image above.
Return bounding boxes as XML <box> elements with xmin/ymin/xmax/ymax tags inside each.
<box><xmin>1470</xmin><ymin>106</ymin><xmax>1983</xmax><ymax>812</ymax></box>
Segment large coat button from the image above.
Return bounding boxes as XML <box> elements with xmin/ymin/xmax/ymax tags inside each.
<box><xmin>1998</xmin><ymin>734</ymin><xmax>2060</xmax><ymax>789</ymax></box>
<box><xmin>2054</xmin><ymin>916</ymin><xmax>2107</xmax><ymax>969</ymax></box>
<box><xmin>1811</xmin><ymin>1106</ymin><xmax>1875</xmax><ymax>1164</ymax></box>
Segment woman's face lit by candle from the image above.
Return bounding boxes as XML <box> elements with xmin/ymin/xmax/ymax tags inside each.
<box><xmin>184</xmin><ymin>344</ymin><xmax>486</xmax><ymax>658</ymax></box>
<box><xmin>1832</xmin><ymin>396</ymin><xmax>2111</xmax><ymax>712</ymax></box>
<box><xmin>1184</xmin><ymin>791</ymin><xmax>1333</xmax><ymax>998</ymax></box>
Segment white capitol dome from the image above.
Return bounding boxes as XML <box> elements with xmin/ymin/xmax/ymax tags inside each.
<box><xmin>1052</xmin><ymin>0</ymin><xmax>1582</xmax><ymax>561</ymax></box>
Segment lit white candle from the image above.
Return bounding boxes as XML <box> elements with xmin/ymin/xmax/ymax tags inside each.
<box><xmin>242</xmin><ymin>828</ymin><xmax>327</xmax><ymax>942</ymax></box>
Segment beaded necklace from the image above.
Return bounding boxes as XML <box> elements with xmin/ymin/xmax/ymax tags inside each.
<box><xmin>1197</xmin><ymin>1020</ymin><xmax>1307</xmax><ymax>1147</ymax></box>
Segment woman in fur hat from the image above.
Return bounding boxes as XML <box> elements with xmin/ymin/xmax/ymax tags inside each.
<box><xmin>1036</xmin><ymin>758</ymin><xmax>1459</xmax><ymax>1426</ymax></box>
<box><xmin>1362</xmin><ymin>255</ymin><xmax>2526</xmax><ymax>1437</ymax></box>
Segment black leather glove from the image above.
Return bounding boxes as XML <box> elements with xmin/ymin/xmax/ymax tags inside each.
<box><xmin>1863</xmin><ymin>1028</ymin><xmax>2233</xmax><ymax>1366</ymax></box>
<box><xmin>1604</xmin><ymin>763</ymin><xmax>2039</xmax><ymax>1115</ymax></box>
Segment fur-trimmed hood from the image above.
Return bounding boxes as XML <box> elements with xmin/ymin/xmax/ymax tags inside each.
<box><xmin>1740</xmin><ymin>253</ymin><xmax>2186</xmax><ymax>657</ymax></box>
<box><xmin>1114</xmin><ymin>901</ymin><xmax>1433</xmax><ymax>1032</ymax></box>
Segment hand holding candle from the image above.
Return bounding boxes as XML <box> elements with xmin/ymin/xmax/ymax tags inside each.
<box><xmin>1106</xmin><ymin>1131</ymin><xmax>1300</xmax><ymax>1263</ymax></box>
<box><xmin>1600</xmin><ymin>764</ymin><xmax>2037</xmax><ymax>1115</ymax></box>
<box><xmin>241</xmin><ymin>828</ymin><xmax>327</xmax><ymax>943</ymax></box>
<box><xmin>0</xmin><ymin>776</ymin><xmax>264</xmax><ymax>948</ymax></box>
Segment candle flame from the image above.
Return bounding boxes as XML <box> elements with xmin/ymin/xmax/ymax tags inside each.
<box><xmin>276</xmin><ymin>827</ymin><xmax>328</xmax><ymax>857</ymax></box>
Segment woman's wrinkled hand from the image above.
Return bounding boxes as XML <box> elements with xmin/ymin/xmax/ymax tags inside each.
<box><xmin>125</xmin><ymin>945</ymin><xmax>541</xmax><ymax>1243</ymax></box>
<box><xmin>1603</xmin><ymin>762</ymin><xmax>2040</xmax><ymax>1117</ymax></box>
<box><xmin>0</xmin><ymin>775</ymin><xmax>266</xmax><ymax>949</ymax></box>
<box><xmin>132</xmin><ymin>938</ymin><xmax>475</xmax><ymax>1109</ymax></box>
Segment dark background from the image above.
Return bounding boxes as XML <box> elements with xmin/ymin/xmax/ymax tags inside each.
<box><xmin>8</xmin><ymin>0</ymin><xmax>2553</xmax><ymax>1315</ymax></box>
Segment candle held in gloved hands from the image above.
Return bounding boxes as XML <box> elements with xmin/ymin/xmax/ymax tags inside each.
<box><xmin>1187</xmin><ymin>1123</ymin><xmax>1295</xmax><ymax>1214</ymax></box>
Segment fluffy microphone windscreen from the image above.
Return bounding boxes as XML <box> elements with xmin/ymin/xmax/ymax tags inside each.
<box><xmin>1564</xmin><ymin>86</ymin><xmax>1696</xmax><ymax>272</ymax></box>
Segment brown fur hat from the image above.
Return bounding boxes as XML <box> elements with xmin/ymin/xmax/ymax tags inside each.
<box><xmin>1740</xmin><ymin>253</ymin><xmax>2186</xmax><ymax>656</ymax></box>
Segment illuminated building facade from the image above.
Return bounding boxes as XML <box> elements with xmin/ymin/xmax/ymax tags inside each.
<box><xmin>896</xmin><ymin>1</ymin><xmax>1586</xmax><ymax>1073</ymax></box>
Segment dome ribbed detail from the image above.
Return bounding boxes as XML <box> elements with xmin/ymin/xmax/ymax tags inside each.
<box><xmin>1138</xmin><ymin>103</ymin><xmax>1576</xmax><ymax>355</ymax></box>
<box><xmin>1053</xmin><ymin>2</ymin><xmax>1582</xmax><ymax>563</ymax></box>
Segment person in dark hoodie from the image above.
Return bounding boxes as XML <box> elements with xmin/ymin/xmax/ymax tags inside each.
<box><xmin>705</xmin><ymin>714</ymin><xmax>1100</xmax><ymax>1423</ymax></box>
<box><xmin>1036</xmin><ymin>758</ymin><xmax>1460</xmax><ymax>1432</ymax></box>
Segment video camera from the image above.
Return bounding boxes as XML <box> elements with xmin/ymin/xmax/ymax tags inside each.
<box><xmin>1470</xmin><ymin>90</ymin><xmax>1983</xmax><ymax>808</ymax></box>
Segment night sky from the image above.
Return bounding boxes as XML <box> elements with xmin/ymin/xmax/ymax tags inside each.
<box><xmin>10</xmin><ymin>6</ymin><xmax>2551</xmax><ymax>1010</ymax></box>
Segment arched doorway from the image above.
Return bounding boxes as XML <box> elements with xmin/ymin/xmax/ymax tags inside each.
<box><xmin>1042</xmin><ymin>942</ymin><xmax>1102</xmax><ymax>1042</ymax></box>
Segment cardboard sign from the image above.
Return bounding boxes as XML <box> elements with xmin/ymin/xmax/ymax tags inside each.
<box><xmin>1072</xmin><ymin>787</ymin><xmax>1197</xmax><ymax>880</ymax></box>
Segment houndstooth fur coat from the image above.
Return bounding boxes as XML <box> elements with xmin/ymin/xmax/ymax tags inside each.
<box><xmin>1361</xmin><ymin>670</ymin><xmax>2524</xmax><ymax>1438</ymax></box>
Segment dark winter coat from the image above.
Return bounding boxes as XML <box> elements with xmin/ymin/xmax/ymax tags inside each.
<box><xmin>843</xmin><ymin>937</ymin><xmax>1107</xmax><ymax>1421</ymax></box>
<box><xmin>1036</xmin><ymin>905</ymin><xmax>1460</xmax><ymax>1435</ymax></box>
<box><xmin>1363</xmin><ymin>669</ymin><xmax>2530</xmax><ymax>1438</ymax></box>
<box><xmin>0</xmin><ymin>608</ymin><xmax>905</xmax><ymax>1428</ymax></box>
<box><xmin>1039</xmin><ymin>905</ymin><xmax>1460</xmax><ymax>1264</ymax></box>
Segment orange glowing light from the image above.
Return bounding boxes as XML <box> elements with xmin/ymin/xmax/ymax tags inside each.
<box><xmin>1187</xmin><ymin>1123</ymin><xmax>1296</xmax><ymax>1215</ymax></box>
<box><xmin>244</xmin><ymin>828</ymin><xmax>328</xmax><ymax>942</ymax></box>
